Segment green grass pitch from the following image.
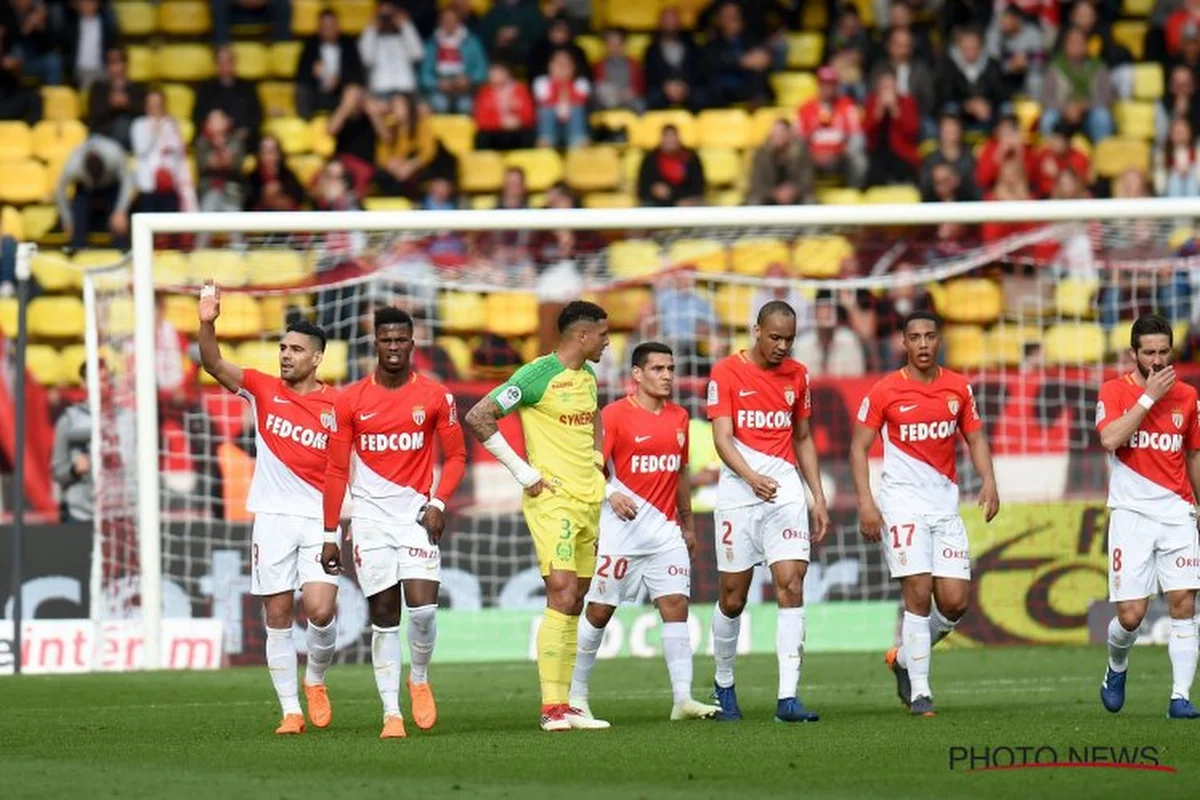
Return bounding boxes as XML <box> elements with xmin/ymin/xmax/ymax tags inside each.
<box><xmin>1</xmin><ymin>646</ymin><xmax>1196</xmax><ymax>799</ymax></box>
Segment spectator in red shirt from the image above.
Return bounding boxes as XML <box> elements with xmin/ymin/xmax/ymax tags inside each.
<box><xmin>1167</xmin><ymin>0</ymin><xmax>1200</xmax><ymax>57</ymax></box>
<box><xmin>864</xmin><ymin>69</ymin><xmax>920</xmax><ymax>188</ymax></box>
<box><xmin>975</xmin><ymin>110</ymin><xmax>1036</xmax><ymax>192</ymax></box>
<box><xmin>637</xmin><ymin>124</ymin><xmax>706</xmax><ymax>206</ymax></box>
<box><xmin>533</xmin><ymin>49</ymin><xmax>590</xmax><ymax>148</ymax></box>
<box><xmin>593</xmin><ymin>28</ymin><xmax>645</xmax><ymax>112</ymax></box>
<box><xmin>473</xmin><ymin>62</ymin><xmax>535</xmax><ymax>150</ymax></box>
<box><xmin>1031</xmin><ymin>119</ymin><xmax>1090</xmax><ymax>197</ymax></box>
<box><xmin>796</xmin><ymin>65</ymin><xmax>866</xmax><ymax>188</ymax></box>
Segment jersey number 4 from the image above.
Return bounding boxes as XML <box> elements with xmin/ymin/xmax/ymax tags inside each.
<box><xmin>890</xmin><ymin>524</ymin><xmax>915</xmax><ymax>549</ymax></box>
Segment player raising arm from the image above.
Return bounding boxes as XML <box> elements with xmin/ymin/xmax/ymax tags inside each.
<box><xmin>198</xmin><ymin>283</ymin><xmax>340</xmax><ymax>736</ymax></box>
<box><xmin>568</xmin><ymin>343</ymin><xmax>721</xmax><ymax>724</ymax></box>
<box><xmin>464</xmin><ymin>300</ymin><xmax>610</xmax><ymax>732</ymax></box>
<box><xmin>1095</xmin><ymin>314</ymin><xmax>1200</xmax><ymax>719</ymax></box>
<box><xmin>849</xmin><ymin>311</ymin><xmax>999</xmax><ymax>718</ymax></box>
<box><xmin>706</xmin><ymin>301</ymin><xmax>831</xmax><ymax>724</ymax></box>
<box><xmin>320</xmin><ymin>307</ymin><xmax>467</xmax><ymax>739</ymax></box>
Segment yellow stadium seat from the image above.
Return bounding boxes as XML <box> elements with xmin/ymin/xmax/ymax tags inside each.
<box><xmin>730</xmin><ymin>237</ymin><xmax>789</xmax><ymax>277</ymax></box>
<box><xmin>115</xmin><ymin>2</ymin><xmax>156</xmax><ymax>36</ymax></box>
<box><xmin>363</xmin><ymin>197</ymin><xmax>415</xmax><ymax>211</ymax></box>
<box><xmin>632</xmin><ymin>110</ymin><xmax>697</xmax><ymax>150</ymax></box>
<box><xmin>1107</xmin><ymin>322</ymin><xmax>1134</xmax><ymax>355</ymax></box>
<box><xmin>286</xmin><ymin>154</ymin><xmax>324</xmax><ymax>186</ymax></box>
<box><xmin>503</xmin><ymin>149</ymin><xmax>564</xmax><ymax>192</ymax></box>
<box><xmin>943</xmin><ymin>325</ymin><xmax>987</xmax><ymax>370</ymax></box>
<box><xmin>270</xmin><ymin>41</ymin><xmax>303</xmax><ymax>79</ymax></box>
<box><xmin>160</xmin><ymin>83</ymin><xmax>195</xmax><ymax>124</ymax></box>
<box><xmin>750</xmin><ymin>107</ymin><xmax>794</xmax><ymax>147</ymax></box>
<box><xmin>157</xmin><ymin>45</ymin><xmax>215</xmax><ymax>83</ymax></box>
<box><xmin>816</xmin><ymin>187</ymin><xmax>862</xmax><ymax>204</ymax></box>
<box><xmin>0</xmin><ymin>298</ymin><xmax>15</xmax><ymax>337</ymax></box>
<box><xmin>292</xmin><ymin>0</ymin><xmax>321</xmax><ymax>36</ymax></box>
<box><xmin>99</xmin><ymin>297</ymin><xmax>135</xmax><ymax>337</ymax></box>
<box><xmin>801</xmin><ymin>1</ymin><xmax>828</xmax><ymax>31</ymax></box>
<box><xmin>708</xmin><ymin>188</ymin><xmax>744</xmax><ymax>206</ymax></box>
<box><xmin>127</xmin><ymin>45</ymin><xmax>156</xmax><ymax>82</ymax></box>
<box><xmin>1122</xmin><ymin>0</ymin><xmax>1153</xmax><ymax>13</ymax></box>
<box><xmin>1055</xmin><ymin>278</ymin><xmax>1099</xmax><ymax>317</ymax></box>
<box><xmin>608</xmin><ymin>239</ymin><xmax>663</xmax><ymax>280</ymax></box>
<box><xmin>984</xmin><ymin>325</ymin><xmax>1039</xmax><ymax>366</ymax></box>
<box><xmin>265</xmin><ymin>117</ymin><xmax>312</xmax><ymax>155</ymax></box>
<box><xmin>697</xmin><ymin>109</ymin><xmax>752</xmax><ymax>150</ymax></box>
<box><xmin>792</xmin><ymin>235</ymin><xmax>853</xmax><ymax>278</ymax></box>
<box><xmin>41</xmin><ymin>86</ymin><xmax>80</xmax><ymax>122</ymax></box>
<box><xmin>31</xmin><ymin>120</ymin><xmax>88</xmax><ymax>164</ymax></box>
<box><xmin>26</xmin><ymin>345</ymin><xmax>62</xmax><ymax>386</ymax></box>
<box><xmin>0</xmin><ymin>205</ymin><xmax>21</xmax><ymax>240</ymax></box>
<box><xmin>21</xmin><ymin>205</ymin><xmax>57</xmax><ymax>242</ymax></box>
<box><xmin>232</xmin><ymin>42</ymin><xmax>269</xmax><ymax>81</ymax></box>
<box><xmin>593</xmin><ymin>287</ymin><xmax>651</xmax><ymax>330</ymax></box>
<box><xmin>32</xmin><ymin>252</ymin><xmax>77</xmax><ymax>292</ymax></box>
<box><xmin>1093</xmin><ymin>138</ymin><xmax>1150</xmax><ymax>178</ymax></box>
<box><xmin>713</xmin><ymin>284</ymin><xmax>758</xmax><ymax>328</ymax></box>
<box><xmin>606</xmin><ymin>0</ymin><xmax>662</xmax><ymax>31</ymax></box>
<box><xmin>192</xmin><ymin>249</ymin><xmax>250</xmax><ymax>287</ymax></box>
<box><xmin>621</xmin><ymin>148</ymin><xmax>643</xmax><ymax>190</ymax></box>
<box><xmin>666</xmin><ymin>238</ymin><xmax>728</xmax><ymax>274</ymax></box>
<box><xmin>439</xmin><ymin>291</ymin><xmax>486</xmax><ymax>333</ymax></box>
<box><xmin>470</xmin><ymin>194</ymin><xmax>498</xmax><ymax>210</ymax></box>
<box><xmin>583</xmin><ymin>192</ymin><xmax>636</xmax><ymax>209</ymax></box>
<box><xmin>575</xmin><ymin>35</ymin><xmax>604</xmax><ymax>64</ymax></box>
<box><xmin>1012</xmin><ymin>98</ymin><xmax>1041</xmax><ymax>134</ymax></box>
<box><xmin>1131</xmin><ymin>63</ymin><xmax>1164</xmax><ymax>101</ymax></box>
<box><xmin>1044</xmin><ymin>323</ymin><xmax>1105</xmax><ymax>364</ymax></box>
<box><xmin>72</xmin><ymin>249</ymin><xmax>125</xmax><ymax>273</ymax></box>
<box><xmin>565</xmin><ymin>146</ymin><xmax>621</xmax><ymax>192</ymax></box>
<box><xmin>592</xmin><ymin>108</ymin><xmax>639</xmax><ymax>140</ymax></box>
<box><xmin>161</xmin><ymin>294</ymin><xmax>199</xmax><ymax>335</ymax></box>
<box><xmin>0</xmin><ymin>121</ymin><xmax>33</xmax><ymax>161</ymax></box>
<box><xmin>28</xmin><ymin>296</ymin><xmax>85</xmax><ymax>339</ymax></box>
<box><xmin>257</xmin><ymin>81</ymin><xmax>297</xmax><ymax>118</ymax></box>
<box><xmin>317</xmin><ymin>339</ymin><xmax>349</xmax><ymax>383</ymax></box>
<box><xmin>153</xmin><ymin>250</ymin><xmax>192</xmax><ymax>287</ymax></box>
<box><xmin>624</xmin><ymin>33</ymin><xmax>651</xmax><ymax>61</ymax></box>
<box><xmin>59</xmin><ymin>344</ymin><xmax>88</xmax><ymax>386</ymax></box>
<box><xmin>1114</xmin><ymin>100</ymin><xmax>1155</xmax><ymax>140</ymax></box>
<box><xmin>863</xmin><ymin>184</ymin><xmax>921</xmax><ymax>205</ymax></box>
<box><xmin>158</xmin><ymin>1</ymin><xmax>211</xmax><ymax>35</ymax></box>
<box><xmin>234</xmin><ymin>340</ymin><xmax>278</xmax><ymax>375</ymax></box>
<box><xmin>936</xmin><ymin>279</ymin><xmax>1003</xmax><ymax>324</ymax></box>
<box><xmin>429</xmin><ymin>115</ymin><xmax>475</xmax><ymax>156</ymax></box>
<box><xmin>437</xmin><ymin>336</ymin><xmax>473</xmax><ymax>379</ymax></box>
<box><xmin>1112</xmin><ymin>21</ymin><xmax>1147</xmax><ymax>61</ymax></box>
<box><xmin>0</xmin><ymin>160</ymin><xmax>47</xmax><ymax>205</ymax></box>
<box><xmin>309</xmin><ymin>117</ymin><xmax>335</xmax><ymax>157</ymax></box>
<box><xmin>486</xmin><ymin>292</ymin><xmax>538</xmax><ymax>337</ymax></box>
<box><xmin>213</xmin><ymin>293</ymin><xmax>263</xmax><ymax>338</ymax></box>
<box><xmin>770</xmin><ymin>72</ymin><xmax>818</xmax><ymax>108</ymax></box>
<box><xmin>333</xmin><ymin>0</ymin><xmax>375</xmax><ymax>35</ymax></box>
<box><xmin>785</xmin><ymin>32</ymin><xmax>824</xmax><ymax>69</ymax></box>
<box><xmin>178</xmin><ymin>119</ymin><xmax>195</xmax><ymax>145</ymax></box>
<box><xmin>459</xmin><ymin>151</ymin><xmax>505</xmax><ymax>194</ymax></box>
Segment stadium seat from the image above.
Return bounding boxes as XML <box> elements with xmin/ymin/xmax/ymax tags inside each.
<box><xmin>575</xmin><ymin>35</ymin><xmax>604</xmax><ymax>64</ymax></box>
<box><xmin>621</xmin><ymin>148</ymin><xmax>643</xmax><ymax>190</ymax></box>
<box><xmin>606</xmin><ymin>0</ymin><xmax>662</xmax><ymax>31</ymax></box>
<box><xmin>158</xmin><ymin>1</ymin><xmax>211</xmax><ymax>35</ymax></box>
<box><xmin>470</xmin><ymin>194</ymin><xmax>498</xmax><ymax>210</ymax></box>
<box><xmin>100</xmin><ymin>297</ymin><xmax>136</xmax><ymax>337</ymax></box>
<box><xmin>0</xmin><ymin>205</ymin><xmax>21</xmax><ymax>240</ymax></box>
<box><xmin>1012</xmin><ymin>98</ymin><xmax>1041</xmax><ymax>135</ymax></box>
<box><xmin>607</xmin><ymin>239</ymin><xmax>663</xmax><ymax>280</ymax></box>
<box><xmin>770</xmin><ymin>73</ymin><xmax>818</xmax><ymax>108</ymax></box>
<box><xmin>1112</xmin><ymin>21</ymin><xmax>1147</xmax><ymax>61</ymax></box>
<box><xmin>429</xmin><ymin>115</ymin><xmax>475</xmax><ymax>156</ymax></box>
<box><xmin>565</xmin><ymin>146</ymin><xmax>621</xmax><ymax>192</ymax></box>
<box><xmin>698</xmin><ymin>148</ymin><xmax>741</xmax><ymax>188</ymax></box>
<box><xmin>624</xmin><ymin>33</ymin><xmax>652</xmax><ymax>61</ymax></box>
<box><xmin>697</xmin><ymin>109</ymin><xmax>752</xmax><ymax>150</ymax></box>
<box><xmin>938</xmin><ymin>279</ymin><xmax>1003</xmax><ymax>324</ymax></box>
<box><xmin>21</xmin><ymin>205</ymin><xmax>56</xmax><ymax>242</ymax></box>
<box><xmin>269</xmin><ymin>41</ymin><xmax>303</xmax><ymax>79</ymax></box>
<box><xmin>292</xmin><ymin>0</ymin><xmax>321</xmax><ymax>36</ymax></box>
<box><xmin>459</xmin><ymin>151</ymin><xmax>504</xmax><ymax>194</ymax></box>
<box><xmin>591</xmin><ymin>108</ymin><xmax>639</xmax><ymax>141</ymax></box>
<box><xmin>437</xmin><ymin>336</ymin><xmax>473</xmax><ymax>379</ymax></box>
<box><xmin>286</xmin><ymin>154</ymin><xmax>324</xmax><ymax>187</ymax></box>
<box><xmin>593</xmin><ymin>287</ymin><xmax>651</xmax><ymax>330</ymax></box>
<box><xmin>153</xmin><ymin>250</ymin><xmax>193</xmax><ymax>287</ymax></box>
<box><xmin>0</xmin><ymin>297</ymin><xmax>16</xmax><ymax>337</ymax></box>
<box><xmin>156</xmin><ymin>83</ymin><xmax>193</xmax><ymax>125</ymax></box>
<box><xmin>816</xmin><ymin>187</ymin><xmax>862</xmax><ymax>204</ymax></box>
<box><xmin>157</xmin><ymin>44</ymin><xmax>215</xmax><ymax>83</ymax></box>
<box><xmin>363</xmin><ymin>197</ymin><xmax>414</xmax><ymax>211</ymax></box>
<box><xmin>730</xmin><ymin>237</ymin><xmax>789</xmax><ymax>276</ymax></box>
<box><xmin>943</xmin><ymin>325</ymin><xmax>988</xmax><ymax>369</ymax></box>
<box><xmin>192</xmin><ymin>249</ymin><xmax>250</xmax><ymax>287</ymax></box>
<box><xmin>0</xmin><ymin>160</ymin><xmax>47</xmax><ymax>205</ymax></box>
<box><xmin>749</xmin><ymin>107</ymin><xmax>794</xmax><ymax>147</ymax></box>
<box><xmin>58</xmin><ymin>344</ymin><xmax>88</xmax><ymax>386</ymax></box>
<box><xmin>0</xmin><ymin>121</ymin><xmax>33</xmax><ymax>161</ymax></box>
<box><xmin>28</xmin><ymin>296</ymin><xmax>85</xmax><ymax>339</ymax></box>
<box><xmin>632</xmin><ymin>110</ymin><xmax>698</xmax><ymax>150</ymax></box>
<box><xmin>785</xmin><ymin>32</ymin><xmax>824</xmax><ymax>69</ymax></box>
<box><xmin>1093</xmin><ymin>138</ymin><xmax>1150</xmax><ymax>178</ymax></box>
<box><xmin>486</xmin><ymin>292</ymin><xmax>538</xmax><ymax>337</ymax></box>
<box><xmin>114</xmin><ymin>2</ymin><xmax>156</xmax><ymax>36</ymax></box>
<box><xmin>25</xmin><ymin>345</ymin><xmax>62</xmax><ymax>386</ymax></box>
<box><xmin>1131</xmin><ymin>63</ymin><xmax>1164</xmax><ymax>101</ymax></box>
<box><xmin>1122</xmin><ymin>0</ymin><xmax>1153</xmax><ymax>13</ymax></box>
<box><xmin>333</xmin><ymin>0</ymin><xmax>375</xmax><ymax>35</ymax></box>
<box><xmin>801</xmin><ymin>1</ymin><xmax>828</xmax><ymax>31</ymax></box>
<box><xmin>504</xmin><ymin>149</ymin><xmax>564</xmax><ymax>192</ymax></box>
<box><xmin>863</xmin><ymin>184</ymin><xmax>921</xmax><ymax>204</ymax></box>
<box><xmin>666</xmin><ymin>238</ymin><xmax>728</xmax><ymax>273</ymax></box>
<box><xmin>127</xmin><ymin>45</ymin><xmax>157</xmax><ymax>82</ymax></box>
<box><xmin>72</xmin><ymin>249</ymin><xmax>125</xmax><ymax>275</ymax></box>
<box><xmin>232</xmin><ymin>340</ymin><xmax>277</xmax><ymax>376</ymax></box>
<box><xmin>1107</xmin><ymin>322</ymin><xmax>1134</xmax><ymax>355</ymax></box>
<box><xmin>439</xmin><ymin>291</ymin><xmax>486</xmax><ymax>333</ymax></box>
<box><xmin>1055</xmin><ymin>278</ymin><xmax>1099</xmax><ymax>317</ymax></box>
<box><xmin>211</xmin><ymin>292</ymin><xmax>262</xmax><ymax>337</ymax></box>
<box><xmin>983</xmin><ymin>325</ymin><xmax>1038</xmax><ymax>367</ymax></box>
<box><xmin>1114</xmin><ymin>100</ymin><xmax>1155</xmax><ymax>140</ymax></box>
<box><xmin>31</xmin><ymin>119</ymin><xmax>88</xmax><ymax>164</ymax></box>
<box><xmin>708</xmin><ymin>189</ymin><xmax>744</xmax><ymax>206</ymax></box>
<box><xmin>713</xmin><ymin>283</ymin><xmax>758</xmax><ymax>328</ymax></box>
<box><xmin>257</xmin><ymin>81</ymin><xmax>297</xmax><ymax>118</ymax></box>
<box><xmin>792</xmin><ymin>235</ymin><xmax>853</xmax><ymax>278</ymax></box>
<box><xmin>31</xmin><ymin>252</ymin><xmax>76</xmax><ymax>292</ymax></box>
<box><xmin>40</xmin><ymin>86</ymin><xmax>80</xmax><ymax>122</ymax></box>
<box><xmin>160</xmin><ymin>294</ymin><xmax>199</xmax><ymax>335</ymax></box>
<box><xmin>232</xmin><ymin>42</ymin><xmax>270</xmax><ymax>81</ymax></box>
<box><xmin>265</xmin><ymin>117</ymin><xmax>312</xmax><ymax>155</ymax></box>
<box><xmin>582</xmin><ymin>192</ymin><xmax>637</xmax><ymax>209</ymax></box>
<box><xmin>317</xmin><ymin>339</ymin><xmax>349</xmax><ymax>383</ymax></box>
<box><xmin>1044</xmin><ymin>323</ymin><xmax>1105</xmax><ymax>364</ymax></box>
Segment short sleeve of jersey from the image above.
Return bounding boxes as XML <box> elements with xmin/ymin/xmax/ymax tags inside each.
<box><xmin>706</xmin><ymin>361</ymin><xmax>733</xmax><ymax>420</ymax></box>
<box><xmin>794</xmin><ymin>366</ymin><xmax>812</xmax><ymax>420</ymax></box>
<box><xmin>857</xmin><ymin>381</ymin><xmax>888</xmax><ymax>430</ymax></box>
<box><xmin>958</xmin><ymin>382</ymin><xmax>983</xmax><ymax>435</ymax></box>
<box><xmin>1096</xmin><ymin>381</ymin><xmax>1124</xmax><ymax>432</ymax></box>
<box><xmin>239</xmin><ymin>367</ymin><xmax>266</xmax><ymax>398</ymax></box>
<box><xmin>437</xmin><ymin>388</ymin><xmax>459</xmax><ymax>431</ymax></box>
<box><xmin>488</xmin><ymin>359</ymin><xmax>553</xmax><ymax>416</ymax></box>
<box><xmin>601</xmin><ymin>402</ymin><xmax>621</xmax><ymax>463</ymax></box>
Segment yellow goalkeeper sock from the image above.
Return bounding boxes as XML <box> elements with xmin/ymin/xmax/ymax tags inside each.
<box><xmin>538</xmin><ymin>608</ymin><xmax>570</xmax><ymax>706</ymax></box>
<box><xmin>560</xmin><ymin>614</ymin><xmax>579</xmax><ymax>700</ymax></box>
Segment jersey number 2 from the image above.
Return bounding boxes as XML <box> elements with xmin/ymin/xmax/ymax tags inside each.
<box><xmin>720</xmin><ymin>521</ymin><xmax>734</xmax><ymax>546</ymax></box>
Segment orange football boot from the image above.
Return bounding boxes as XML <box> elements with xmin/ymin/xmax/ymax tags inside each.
<box><xmin>304</xmin><ymin>683</ymin><xmax>332</xmax><ymax>728</ymax></box>
<box><xmin>380</xmin><ymin>715</ymin><xmax>408</xmax><ymax>739</ymax></box>
<box><xmin>275</xmin><ymin>713</ymin><xmax>305</xmax><ymax>735</ymax></box>
<box><xmin>408</xmin><ymin>679</ymin><xmax>437</xmax><ymax>731</ymax></box>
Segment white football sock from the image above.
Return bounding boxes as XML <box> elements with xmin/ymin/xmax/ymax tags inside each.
<box><xmin>1168</xmin><ymin>618</ymin><xmax>1198</xmax><ymax>701</ymax></box>
<box><xmin>712</xmin><ymin>604</ymin><xmax>740</xmax><ymax>689</ymax></box>
<box><xmin>1107</xmin><ymin>617</ymin><xmax>1138</xmax><ymax>673</ymax></box>
<box><xmin>776</xmin><ymin>607</ymin><xmax>805</xmax><ymax>700</ymax></box>
<box><xmin>903</xmin><ymin>611</ymin><xmax>932</xmax><ymax>701</ymax></box>
<box><xmin>929</xmin><ymin>606</ymin><xmax>957</xmax><ymax>648</ymax></box>
<box><xmin>304</xmin><ymin>618</ymin><xmax>337</xmax><ymax>686</ymax></box>
<box><xmin>266</xmin><ymin>626</ymin><xmax>302</xmax><ymax>716</ymax></box>
<box><xmin>661</xmin><ymin>621</ymin><xmax>694</xmax><ymax>704</ymax></box>
<box><xmin>570</xmin><ymin>616</ymin><xmax>605</xmax><ymax>701</ymax></box>
<box><xmin>371</xmin><ymin>624</ymin><xmax>402</xmax><ymax>718</ymax></box>
<box><xmin>406</xmin><ymin>604</ymin><xmax>437</xmax><ymax>685</ymax></box>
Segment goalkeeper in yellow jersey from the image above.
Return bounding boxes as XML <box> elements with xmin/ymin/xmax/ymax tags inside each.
<box><xmin>465</xmin><ymin>301</ymin><xmax>611</xmax><ymax>732</ymax></box>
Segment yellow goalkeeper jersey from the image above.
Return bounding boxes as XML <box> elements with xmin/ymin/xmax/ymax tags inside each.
<box><xmin>489</xmin><ymin>354</ymin><xmax>604</xmax><ymax>504</ymax></box>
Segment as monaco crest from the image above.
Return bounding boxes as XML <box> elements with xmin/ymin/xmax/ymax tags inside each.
<box><xmin>1173</xmin><ymin>410</ymin><xmax>1185</xmax><ymax>429</ymax></box>
<box><xmin>412</xmin><ymin>405</ymin><xmax>426</xmax><ymax>426</ymax></box>
<box><xmin>784</xmin><ymin>387</ymin><xmax>796</xmax><ymax>406</ymax></box>
<box><xmin>320</xmin><ymin>409</ymin><xmax>336</xmax><ymax>431</ymax></box>
<box><xmin>947</xmin><ymin>398</ymin><xmax>960</xmax><ymax>416</ymax></box>
<box><xmin>676</xmin><ymin>429</ymin><xmax>686</xmax><ymax>447</ymax></box>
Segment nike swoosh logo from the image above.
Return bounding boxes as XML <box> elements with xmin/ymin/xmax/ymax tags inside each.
<box><xmin>273</xmin><ymin>396</ymin><xmax>291</xmax><ymax>404</ymax></box>
<box><xmin>738</xmin><ymin>390</ymin><xmax>756</xmax><ymax>397</ymax></box>
<box><xmin>634</xmin><ymin>435</ymin><xmax>651</xmax><ymax>443</ymax></box>
<box><xmin>899</xmin><ymin>404</ymin><xmax>918</xmax><ymax>413</ymax></box>
<box><xmin>360</xmin><ymin>412</ymin><xmax>379</xmax><ymax>421</ymax></box>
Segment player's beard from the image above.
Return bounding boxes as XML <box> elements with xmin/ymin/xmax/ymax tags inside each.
<box><xmin>1136</xmin><ymin>360</ymin><xmax>1167</xmax><ymax>379</ymax></box>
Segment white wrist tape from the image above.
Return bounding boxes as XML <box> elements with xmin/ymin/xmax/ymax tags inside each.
<box><xmin>323</xmin><ymin>527</ymin><xmax>340</xmax><ymax>544</ymax></box>
<box><xmin>483</xmin><ymin>432</ymin><xmax>542</xmax><ymax>487</ymax></box>
<box><xmin>1137</xmin><ymin>393</ymin><xmax>1155</xmax><ymax>411</ymax></box>
<box><xmin>427</xmin><ymin>498</ymin><xmax>446</xmax><ymax>513</ymax></box>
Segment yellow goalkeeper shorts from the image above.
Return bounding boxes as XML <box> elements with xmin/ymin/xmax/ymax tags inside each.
<box><xmin>523</xmin><ymin>491</ymin><xmax>600</xmax><ymax>578</ymax></box>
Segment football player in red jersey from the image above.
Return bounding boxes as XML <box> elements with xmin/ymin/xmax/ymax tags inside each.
<box><xmin>198</xmin><ymin>282</ymin><xmax>340</xmax><ymax>735</ymax></box>
<box><xmin>321</xmin><ymin>306</ymin><xmax>467</xmax><ymax>738</ymax></box>
<box><xmin>706</xmin><ymin>301</ymin><xmax>831</xmax><ymax>723</ymax></box>
<box><xmin>850</xmin><ymin>310</ymin><xmax>999</xmax><ymax>717</ymax></box>
<box><xmin>566</xmin><ymin>342</ymin><xmax>721</xmax><ymax>725</ymax></box>
<box><xmin>1094</xmin><ymin>314</ymin><xmax>1200</xmax><ymax>719</ymax></box>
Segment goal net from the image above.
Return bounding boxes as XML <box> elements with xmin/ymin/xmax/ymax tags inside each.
<box><xmin>81</xmin><ymin>200</ymin><xmax>1200</xmax><ymax>669</ymax></box>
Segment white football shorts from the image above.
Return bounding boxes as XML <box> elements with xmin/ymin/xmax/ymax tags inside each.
<box><xmin>877</xmin><ymin>504</ymin><xmax>971</xmax><ymax>580</ymax></box>
<box><xmin>713</xmin><ymin>501</ymin><xmax>810</xmax><ymax>573</ymax></box>
<box><xmin>1108</xmin><ymin>508</ymin><xmax>1200</xmax><ymax>602</ymax></box>
<box><xmin>586</xmin><ymin>540</ymin><xmax>691</xmax><ymax>607</ymax></box>
<box><xmin>251</xmin><ymin>512</ymin><xmax>338</xmax><ymax>596</ymax></box>
<box><xmin>351</xmin><ymin>517</ymin><xmax>441</xmax><ymax>598</ymax></box>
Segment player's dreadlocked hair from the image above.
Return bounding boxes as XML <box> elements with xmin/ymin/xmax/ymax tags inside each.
<box><xmin>285</xmin><ymin>319</ymin><xmax>327</xmax><ymax>351</ymax></box>
<box><xmin>375</xmin><ymin>305</ymin><xmax>414</xmax><ymax>331</ymax></box>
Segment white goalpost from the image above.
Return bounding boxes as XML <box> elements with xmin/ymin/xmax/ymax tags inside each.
<box><xmin>96</xmin><ymin>197</ymin><xmax>1200</xmax><ymax>669</ymax></box>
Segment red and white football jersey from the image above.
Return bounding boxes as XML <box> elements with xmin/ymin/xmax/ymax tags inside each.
<box><xmin>601</xmin><ymin>397</ymin><xmax>690</xmax><ymax>554</ymax></box>
<box><xmin>856</xmin><ymin>367</ymin><xmax>982</xmax><ymax>514</ymax></box>
<box><xmin>1096</xmin><ymin>374</ymin><xmax>1200</xmax><ymax>523</ymax></box>
<box><xmin>238</xmin><ymin>368</ymin><xmax>339</xmax><ymax>519</ymax></box>
<box><xmin>706</xmin><ymin>351</ymin><xmax>810</xmax><ymax>508</ymax></box>
<box><xmin>323</xmin><ymin>373</ymin><xmax>467</xmax><ymax>531</ymax></box>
